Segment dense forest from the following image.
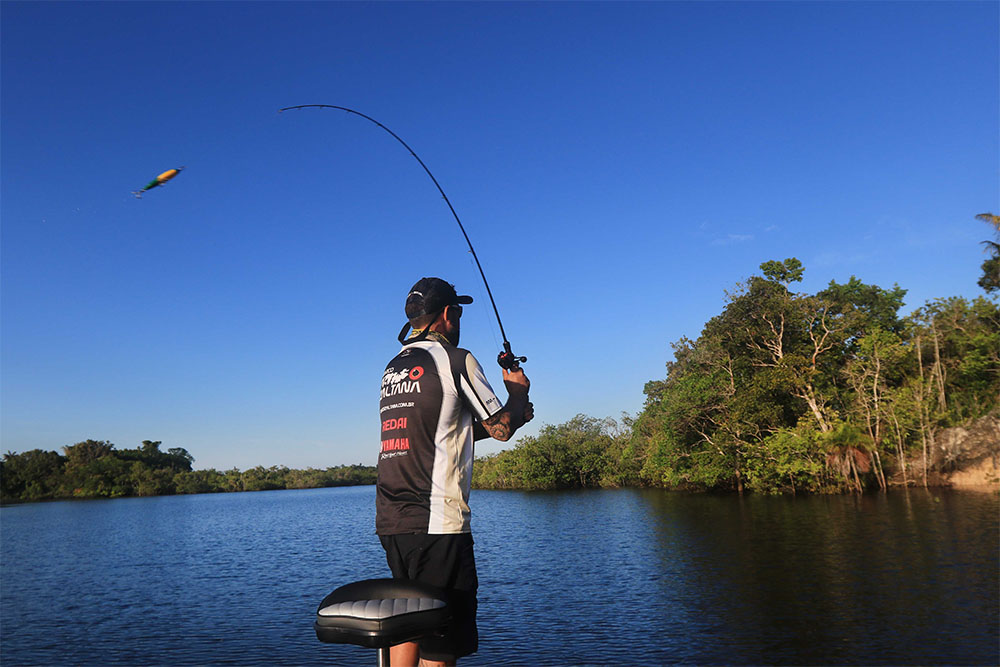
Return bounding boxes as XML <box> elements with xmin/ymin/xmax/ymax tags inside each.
<box><xmin>0</xmin><ymin>439</ymin><xmax>375</xmax><ymax>503</ymax></box>
<box><xmin>4</xmin><ymin>216</ymin><xmax>998</xmax><ymax>501</ymax></box>
<box><xmin>472</xmin><ymin>216</ymin><xmax>1000</xmax><ymax>494</ymax></box>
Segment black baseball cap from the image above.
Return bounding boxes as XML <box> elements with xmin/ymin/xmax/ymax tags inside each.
<box><xmin>405</xmin><ymin>277</ymin><xmax>473</xmax><ymax>320</ymax></box>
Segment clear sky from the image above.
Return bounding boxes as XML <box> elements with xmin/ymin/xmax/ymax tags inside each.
<box><xmin>2</xmin><ymin>1</ymin><xmax>997</xmax><ymax>471</ymax></box>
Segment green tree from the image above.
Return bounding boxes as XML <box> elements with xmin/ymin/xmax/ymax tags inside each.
<box><xmin>63</xmin><ymin>439</ymin><xmax>114</xmax><ymax>464</ymax></box>
<box><xmin>632</xmin><ymin>260</ymin><xmax>916</xmax><ymax>493</ymax></box>
<box><xmin>911</xmin><ymin>297</ymin><xmax>1000</xmax><ymax>424</ymax></box>
<box><xmin>842</xmin><ymin>329</ymin><xmax>910</xmax><ymax>489</ymax></box>
<box><xmin>472</xmin><ymin>415</ymin><xmax>631</xmax><ymax>490</ymax></box>
<box><xmin>130</xmin><ymin>461</ymin><xmax>175</xmax><ymax>496</ymax></box>
<box><xmin>2</xmin><ymin>441</ymin><xmax>377</xmax><ymax>503</ymax></box>
<box><xmin>173</xmin><ymin>469</ymin><xmax>223</xmax><ymax>494</ymax></box>
<box><xmin>760</xmin><ymin>257</ymin><xmax>804</xmax><ymax>286</ymax></box>
<box><xmin>818</xmin><ymin>276</ymin><xmax>907</xmax><ymax>334</ymax></box>
<box><xmin>743</xmin><ymin>428</ymin><xmax>827</xmax><ymax>494</ymax></box>
<box><xmin>636</xmin><ymin>334</ymin><xmax>750</xmax><ymax>491</ymax></box>
<box><xmin>60</xmin><ymin>454</ymin><xmax>132</xmax><ymax>498</ymax></box>
<box><xmin>1</xmin><ymin>449</ymin><xmax>66</xmax><ymax>501</ymax></box>
<box><xmin>167</xmin><ymin>447</ymin><xmax>195</xmax><ymax>471</ymax></box>
<box><xmin>975</xmin><ymin>212</ymin><xmax>1000</xmax><ymax>293</ymax></box>
<box><xmin>239</xmin><ymin>466</ymin><xmax>287</xmax><ymax>491</ymax></box>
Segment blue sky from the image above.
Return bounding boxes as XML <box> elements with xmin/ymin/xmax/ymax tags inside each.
<box><xmin>2</xmin><ymin>1</ymin><xmax>997</xmax><ymax>471</ymax></box>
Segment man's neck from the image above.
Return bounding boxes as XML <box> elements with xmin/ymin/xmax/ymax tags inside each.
<box><xmin>408</xmin><ymin>328</ymin><xmax>451</xmax><ymax>345</ymax></box>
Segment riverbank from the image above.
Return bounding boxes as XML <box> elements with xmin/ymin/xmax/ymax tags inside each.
<box><xmin>0</xmin><ymin>441</ymin><xmax>377</xmax><ymax>504</ymax></box>
<box><xmin>471</xmin><ymin>413</ymin><xmax>1000</xmax><ymax>494</ymax></box>
<box><xmin>924</xmin><ymin>415</ymin><xmax>1000</xmax><ymax>489</ymax></box>
<box><xmin>4</xmin><ymin>415</ymin><xmax>996</xmax><ymax>504</ymax></box>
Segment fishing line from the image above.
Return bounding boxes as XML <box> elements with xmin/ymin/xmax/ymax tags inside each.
<box><xmin>467</xmin><ymin>253</ymin><xmax>503</xmax><ymax>355</ymax></box>
<box><xmin>279</xmin><ymin>104</ymin><xmax>525</xmax><ymax>369</ymax></box>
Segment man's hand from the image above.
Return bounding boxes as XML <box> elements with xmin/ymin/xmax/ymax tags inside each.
<box><xmin>502</xmin><ymin>366</ymin><xmax>530</xmax><ymax>396</ymax></box>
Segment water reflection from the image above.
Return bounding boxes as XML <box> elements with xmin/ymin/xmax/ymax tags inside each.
<box><xmin>2</xmin><ymin>487</ymin><xmax>996</xmax><ymax>666</ymax></box>
<box><xmin>635</xmin><ymin>489</ymin><xmax>999</xmax><ymax>665</ymax></box>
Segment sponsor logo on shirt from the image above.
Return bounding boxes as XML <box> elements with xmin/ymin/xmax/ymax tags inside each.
<box><xmin>381</xmin><ymin>437</ymin><xmax>410</xmax><ymax>452</ymax></box>
<box><xmin>381</xmin><ymin>366</ymin><xmax>424</xmax><ymax>399</ymax></box>
<box><xmin>382</xmin><ymin>417</ymin><xmax>407</xmax><ymax>431</ymax></box>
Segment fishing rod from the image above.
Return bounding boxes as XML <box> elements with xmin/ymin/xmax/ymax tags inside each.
<box><xmin>279</xmin><ymin>104</ymin><xmax>526</xmax><ymax>370</ymax></box>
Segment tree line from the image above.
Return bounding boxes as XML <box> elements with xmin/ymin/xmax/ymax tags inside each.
<box><xmin>5</xmin><ymin>215</ymin><xmax>997</xmax><ymax>500</ymax></box>
<box><xmin>472</xmin><ymin>215</ymin><xmax>999</xmax><ymax>494</ymax></box>
<box><xmin>1</xmin><ymin>439</ymin><xmax>375</xmax><ymax>503</ymax></box>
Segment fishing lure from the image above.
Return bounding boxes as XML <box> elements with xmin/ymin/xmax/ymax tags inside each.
<box><xmin>133</xmin><ymin>167</ymin><xmax>185</xmax><ymax>199</ymax></box>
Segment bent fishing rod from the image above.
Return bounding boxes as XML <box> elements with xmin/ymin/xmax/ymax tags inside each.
<box><xmin>278</xmin><ymin>104</ymin><xmax>526</xmax><ymax>370</ymax></box>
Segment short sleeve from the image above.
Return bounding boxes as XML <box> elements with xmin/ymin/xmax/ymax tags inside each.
<box><xmin>455</xmin><ymin>350</ymin><xmax>503</xmax><ymax>421</ymax></box>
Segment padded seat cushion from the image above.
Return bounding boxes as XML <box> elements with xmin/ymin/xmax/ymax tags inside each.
<box><xmin>319</xmin><ymin>597</ymin><xmax>446</xmax><ymax>620</ymax></box>
<box><xmin>314</xmin><ymin>578</ymin><xmax>452</xmax><ymax>648</ymax></box>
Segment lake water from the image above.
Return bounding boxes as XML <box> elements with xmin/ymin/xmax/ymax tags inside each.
<box><xmin>1</xmin><ymin>487</ymin><xmax>997</xmax><ymax>666</ymax></box>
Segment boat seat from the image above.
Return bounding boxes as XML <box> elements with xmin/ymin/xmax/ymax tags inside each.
<box><xmin>314</xmin><ymin>578</ymin><xmax>452</xmax><ymax>651</ymax></box>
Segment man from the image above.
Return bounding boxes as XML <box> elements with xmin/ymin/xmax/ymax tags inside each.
<box><xmin>377</xmin><ymin>277</ymin><xmax>533</xmax><ymax>667</ymax></box>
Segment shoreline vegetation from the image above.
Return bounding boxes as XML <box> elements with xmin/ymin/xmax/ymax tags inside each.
<box><xmin>0</xmin><ymin>439</ymin><xmax>376</xmax><ymax>504</ymax></box>
<box><xmin>474</xmin><ymin>245</ymin><xmax>999</xmax><ymax>494</ymax></box>
<box><xmin>4</xmin><ymin>223</ymin><xmax>999</xmax><ymax>503</ymax></box>
<box><xmin>473</xmin><ymin>237</ymin><xmax>1000</xmax><ymax>494</ymax></box>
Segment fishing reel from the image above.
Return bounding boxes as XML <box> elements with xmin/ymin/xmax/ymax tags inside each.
<box><xmin>497</xmin><ymin>341</ymin><xmax>527</xmax><ymax>371</ymax></box>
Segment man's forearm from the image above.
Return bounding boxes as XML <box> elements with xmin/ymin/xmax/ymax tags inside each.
<box><xmin>480</xmin><ymin>393</ymin><xmax>528</xmax><ymax>442</ymax></box>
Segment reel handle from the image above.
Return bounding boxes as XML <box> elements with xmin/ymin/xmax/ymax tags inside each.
<box><xmin>497</xmin><ymin>341</ymin><xmax>527</xmax><ymax>371</ymax></box>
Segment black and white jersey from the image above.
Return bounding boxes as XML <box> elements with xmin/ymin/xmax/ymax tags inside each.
<box><xmin>376</xmin><ymin>337</ymin><xmax>503</xmax><ymax>535</ymax></box>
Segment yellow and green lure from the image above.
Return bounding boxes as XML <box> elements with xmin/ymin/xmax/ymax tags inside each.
<box><xmin>133</xmin><ymin>167</ymin><xmax>184</xmax><ymax>198</ymax></box>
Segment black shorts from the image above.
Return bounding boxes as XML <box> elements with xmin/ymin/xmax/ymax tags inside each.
<box><xmin>379</xmin><ymin>532</ymin><xmax>478</xmax><ymax>661</ymax></box>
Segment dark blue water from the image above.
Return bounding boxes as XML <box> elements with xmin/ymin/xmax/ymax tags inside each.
<box><xmin>2</xmin><ymin>487</ymin><xmax>997</xmax><ymax>665</ymax></box>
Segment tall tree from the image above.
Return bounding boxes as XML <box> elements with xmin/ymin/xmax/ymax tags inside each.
<box><xmin>975</xmin><ymin>213</ymin><xmax>1000</xmax><ymax>293</ymax></box>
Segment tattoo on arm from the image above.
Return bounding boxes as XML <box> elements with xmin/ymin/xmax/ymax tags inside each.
<box><xmin>482</xmin><ymin>411</ymin><xmax>513</xmax><ymax>441</ymax></box>
<box><xmin>479</xmin><ymin>391</ymin><xmax>528</xmax><ymax>442</ymax></box>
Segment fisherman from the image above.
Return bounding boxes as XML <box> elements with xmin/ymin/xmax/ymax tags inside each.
<box><xmin>377</xmin><ymin>277</ymin><xmax>533</xmax><ymax>667</ymax></box>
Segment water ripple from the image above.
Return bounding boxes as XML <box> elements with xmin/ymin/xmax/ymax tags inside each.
<box><xmin>2</xmin><ymin>487</ymin><xmax>997</xmax><ymax>665</ymax></box>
